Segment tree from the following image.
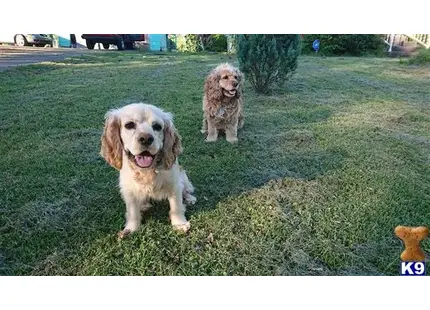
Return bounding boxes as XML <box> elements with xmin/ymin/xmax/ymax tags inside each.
<box><xmin>237</xmin><ymin>34</ymin><xmax>301</xmax><ymax>94</ymax></box>
<box><xmin>196</xmin><ymin>34</ymin><xmax>214</xmax><ymax>52</ymax></box>
<box><xmin>177</xmin><ymin>34</ymin><xmax>228</xmax><ymax>53</ymax></box>
<box><xmin>226</xmin><ymin>34</ymin><xmax>238</xmax><ymax>54</ymax></box>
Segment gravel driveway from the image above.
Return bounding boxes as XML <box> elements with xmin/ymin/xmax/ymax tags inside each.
<box><xmin>0</xmin><ymin>46</ymin><xmax>94</xmax><ymax>71</ymax></box>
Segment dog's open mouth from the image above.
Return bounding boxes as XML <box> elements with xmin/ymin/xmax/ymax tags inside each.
<box><xmin>223</xmin><ymin>89</ymin><xmax>236</xmax><ymax>97</ymax></box>
<box><xmin>129</xmin><ymin>151</ymin><xmax>155</xmax><ymax>168</ymax></box>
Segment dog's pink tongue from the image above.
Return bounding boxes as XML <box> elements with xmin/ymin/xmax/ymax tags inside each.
<box><xmin>135</xmin><ymin>155</ymin><xmax>153</xmax><ymax>168</ymax></box>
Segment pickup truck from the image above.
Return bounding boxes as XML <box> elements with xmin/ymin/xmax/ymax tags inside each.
<box><xmin>81</xmin><ymin>34</ymin><xmax>146</xmax><ymax>50</ymax></box>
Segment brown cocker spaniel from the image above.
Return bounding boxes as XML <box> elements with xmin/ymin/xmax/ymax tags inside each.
<box><xmin>201</xmin><ymin>63</ymin><xmax>244</xmax><ymax>143</ymax></box>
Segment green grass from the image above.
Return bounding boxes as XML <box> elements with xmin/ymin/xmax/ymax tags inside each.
<box><xmin>0</xmin><ymin>52</ymin><xmax>429</xmax><ymax>275</ymax></box>
<box><xmin>405</xmin><ymin>48</ymin><xmax>430</xmax><ymax>65</ymax></box>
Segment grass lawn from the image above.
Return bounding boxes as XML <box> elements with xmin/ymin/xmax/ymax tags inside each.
<box><xmin>0</xmin><ymin>52</ymin><xmax>429</xmax><ymax>276</ymax></box>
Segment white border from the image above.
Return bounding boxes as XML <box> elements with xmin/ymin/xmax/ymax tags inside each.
<box><xmin>0</xmin><ymin>1</ymin><xmax>429</xmax><ymax>34</ymax></box>
<box><xmin>1</xmin><ymin>276</ymin><xmax>429</xmax><ymax>309</ymax></box>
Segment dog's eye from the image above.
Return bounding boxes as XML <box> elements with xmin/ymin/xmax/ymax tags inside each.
<box><xmin>223</xmin><ymin>76</ymin><xmax>228</xmax><ymax>79</ymax></box>
<box><xmin>152</xmin><ymin>123</ymin><xmax>162</xmax><ymax>131</ymax></box>
<box><xmin>125</xmin><ymin>122</ymin><xmax>136</xmax><ymax>130</ymax></box>
<box><xmin>234</xmin><ymin>75</ymin><xmax>238</xmax><ymax>79</ymax></box>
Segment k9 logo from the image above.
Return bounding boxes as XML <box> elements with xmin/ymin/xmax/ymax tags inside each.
<box><xmin>400</xmin><ymin>262</ymin><xmax>426</xmax><ymax>275</ymax></box>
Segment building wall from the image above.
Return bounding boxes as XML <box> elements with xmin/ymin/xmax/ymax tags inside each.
<box><xmin>148</xmin><ymin>34</ymin><xmax>168</xmax><ymax>51</ymax></box>
<box><xmin>54</xmin><ymin>33</ymin><xmax>87</xmax><ymax>48</ymax></box>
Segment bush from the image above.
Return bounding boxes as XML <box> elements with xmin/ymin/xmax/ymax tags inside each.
<box><xmin>175</xmin><ymin>34</ymin><xmax>227</xmax><ymax>53</ymax></box>
<box><xmin>184</xmin><ymin>34</ymin><xmax>200</xmax><ymax>52</ymax></box>
<box><xmin>167</xmin><ymin>34</ymin><xmax>177</xmax><ymax>51</ymax></box>
<box><xmin>208</xmin><ymin>34</ymin><xmax>227</xmax><ymax>52</ymax></box>
<box><xmin>406</xmin><ymin>48</ymin><xmax>430</xmax><ymax>65</ymax></box>
<box><xmin>175</xmin><ymin>35</ymin><xmax>191</xmax><ymax>52</ymax></box>
<box><xmin>237</xmin><ymin>34</ymin><xmax>301</xmax><ymax>94</ymax></box>
<box><xmin>302</xmin><ymin>34</ymin><xmax>386</xmax><ymax>56</ymax></box>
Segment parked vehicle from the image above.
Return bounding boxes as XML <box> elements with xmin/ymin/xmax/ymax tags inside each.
<box><xmin>14</xmin><ymin>34</ymin><xmax>52</xmax><ymax>47</ymax></box>
<box><xmin>81</xmin><ymin>34</ymin><xmax>146</xmax><ymax>50</ymax></box>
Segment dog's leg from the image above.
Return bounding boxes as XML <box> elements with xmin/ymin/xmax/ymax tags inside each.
<box><xmin>118</xmin><ymin>194</ymin><xmax>142</xmax><ymax>239</ymax></box>
<box><xmin>140</xmin><ymin>199</ymin><xmax>152</xmax><ymax>211</ymax></box>
<box><xmin>201</xmin><ymin>116</ymin><xmax>208</xmax><ymax>134</ymax></box>
<box><xmin>184</xmin><ymin>191</ymin><xmax>197</xmax><ymax>206</ymax></box>
<box><xmin>206</xmin><ymin>118</ymin><xmax>218</xmax><ymax>142</ymax></box>
<box><xmin>238</xmin><ymin>102</ymin><xmax>244</xmax><ymax>129</ymax></box>
<box><xmin>225</xmin><ymin>122</ymin><xmax>239</xmax><ymax>144</ymax></box>
<box><xmin>180</xmin><ymin>169</ymin><xmax>197</xmax><ymax>206</ymax></box>
<box><xmin>169</xmin><ymin>189</ymin><xmax>190</xmax><ymax>233</ymax></box>
<box><xmin>238</xmin><ymin>112</ymin><xmax>244</xmax><ymax>129</ymax></box>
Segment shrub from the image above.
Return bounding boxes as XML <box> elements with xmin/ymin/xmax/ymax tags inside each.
<box><xmin>175</xmin><ymin>34</ymin><xmax>228</xmax><ymax>53</ymax></box>
<box><xmin>174</xmin><ymin>35</ymin><xmax>186</xmax><ymax>52</ymax></box>
<box><xmin>196</xmin><ymin>34</ymin><xmax>212</xmax><ymax>51</ymax></box>
<box><xmin>237</xmin><ymin>34</ymin><xmax>301</xmax><ymax>94</ymax></box>
<box><xmin>302</xmin><ymin>34</ymin><xmax>386</xmax><ymax>56</ymax></box>
<box><xmin>208</xmin><ymin>34</ymin><xmax>227</xmax><ymax>52</ymax></box>
<box><xmin>174</xmin><ymin>34</ymin><xmax>200</xmax><ymax>52</ymax></box>
<box><xmin>184</xmin><ymin>34</ymin><xmax>200</xmax><ymax>52</ymax></box>
<box><xmin>167</xmin><ymin>34</ymin><xmax>177</xmax><ymax>51</ymax></box>
<box><xmin>407</xmin><ymin>48</ymin><xmax>430</xmax><ymax>65</ymax></box>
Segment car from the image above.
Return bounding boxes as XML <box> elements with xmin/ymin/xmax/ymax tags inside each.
<box><xmin>81</xmin><ymin>34</ymin><xmax>146</xmax><ymax>50</ymax></box>
<box><xmin>14</xmin><ymin>34</ymin><xmax>52</xmax><ymax>47</ymax></box>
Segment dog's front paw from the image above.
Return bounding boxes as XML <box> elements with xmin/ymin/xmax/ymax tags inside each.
<box><xmin>206</xmin><ymin>135</ymin><xmax>217</xmax><ymax>142</ymax></box>
<box><xmin>172</xmin><ymin>221</ymin><xmax>191</xmax><ymax>233</ymax></box>
<box><xmin>226</xmin><ymin>137</ymin><xmax>238</xmax><ymax>144</ymax></box>
<box><xmin>170</xmin><ymin>213</ymin><xmax>191</xmax><ymax>233</ymax></box>
<box><xmin>118</xmin><ymin>221</ymin><xmax>140</xmax><ymax>239</ymax></box>
<box><xmin>117</xmin><ymin>229</ymin><xmax>131</xmax><ymax>240</ymax></box>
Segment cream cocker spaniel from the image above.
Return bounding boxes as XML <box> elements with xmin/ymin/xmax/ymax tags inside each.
<box><xmin>201</xmin><ymin>63</ymin><xmax>244</xmax><ymax>143</ymax></box>
<box><xmin>100</xmin><ymin>103</ymin><xmax>196</xmax><ymax>238</ymax></box>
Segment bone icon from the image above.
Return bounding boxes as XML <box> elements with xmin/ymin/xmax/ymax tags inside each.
<box><xmin>395</xmin><ymin>226</ymin><xmax>429</xmax><ymax>262</ymax></box>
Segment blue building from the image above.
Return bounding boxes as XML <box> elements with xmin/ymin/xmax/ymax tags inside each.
<box><xmin>148</xmin><ymin>34</ymin><xmax>168</xmax><ymax>51</ymax></box>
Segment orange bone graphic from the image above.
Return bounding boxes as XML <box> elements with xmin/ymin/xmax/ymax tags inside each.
<box><xmin>395</xmin><ymin>226</ymin><xmax>429</xmax><ymax>262</ymax></box>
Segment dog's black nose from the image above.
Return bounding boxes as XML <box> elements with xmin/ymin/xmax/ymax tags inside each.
<box><xmin>139</xmin><ymin>134</ymin><xmax>154</xmax><ymax>146</ymax></box>
<box><xmin>232</xmin><ymin>81</ymin><xmax>238</xmax><ymax>87</ymax></box>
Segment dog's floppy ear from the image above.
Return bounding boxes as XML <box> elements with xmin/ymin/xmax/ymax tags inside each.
<box><xmin>204</xmin><ymin>70</ymin><xmax>223</xmax><ymax>101</ymax></box>
<box><xmin>100</xmin><ymin>110</ymin><xmax>123</xmax><ymax>170</ymax></box>
<box><xmin>161</xmin><ymin>113</ymin><xmax>183</xmax><ymax>170</ymax></box>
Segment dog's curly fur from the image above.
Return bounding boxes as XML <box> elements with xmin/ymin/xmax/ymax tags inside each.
<box><xmin>201</xmin><ymin>63</ymin><xmax>244</xmax><ymax>143</ymax></box>
<box><xmin>100</xmin><ymin>103</ymin><xmax>196</xmax><ymax>238</ymax></box>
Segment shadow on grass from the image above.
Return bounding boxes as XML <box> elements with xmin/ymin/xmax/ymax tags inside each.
<box><xmin>142</xmin><ymin>98</ymin><xmax>344</xmax><ymax>225</ymax></box>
